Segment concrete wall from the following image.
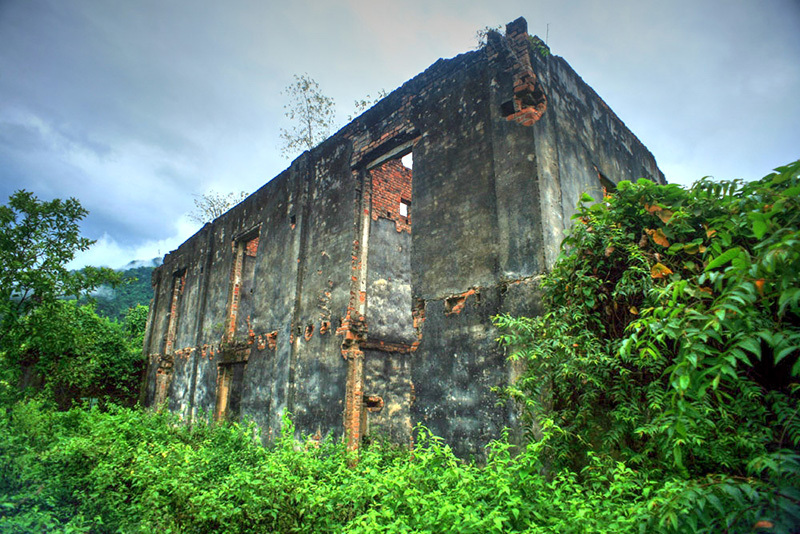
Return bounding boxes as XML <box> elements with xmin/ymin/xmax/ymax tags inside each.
<box><xmin>142</xmin><ymin>17</ymin><xmax>664</xmax><ymax>457</ymax></box>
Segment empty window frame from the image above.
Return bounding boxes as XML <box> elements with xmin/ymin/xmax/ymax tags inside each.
<box><xmin>163</xmin><ymin>269</ymin><xmax>186</xmax><ymax>355</ymax></box>
<box><xmin>214</xmin><ymin>360</ymin><xmax>246</xmax><ymax>422</ymax></box>
<box><xmin>596</xmin><ymin>167</ymin><xmax>616</xmax><ymax>198</ymax></box>
<box><xmin>367</xmin><ymin>146</ymin><xmax>413</xmax><ymax>232</ymax></box>
<box><xmin>225</xmin><ymin>228</ymin><xmax>260</xmax><ymax>342</ymax></box>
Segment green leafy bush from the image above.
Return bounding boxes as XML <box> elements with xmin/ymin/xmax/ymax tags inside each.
<box><xmin>2</xmin><ymin>301</ymin><xmax>146</xmax><ymax>408</ymax></box>
<box><xmin>0</xmin><ymin>402</ymin><xmax>682</xmax><ymax>533</ymax></box>
<box><xmin>495</xmin><ymin>160</ymin><xmax>800</xmax><ymax>530</ymax></box>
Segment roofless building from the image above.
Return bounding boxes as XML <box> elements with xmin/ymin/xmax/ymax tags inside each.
<box><xmin>142</xmin><ymin>17</ymin><xmax>664</xmax><ymax>456</ymax></box>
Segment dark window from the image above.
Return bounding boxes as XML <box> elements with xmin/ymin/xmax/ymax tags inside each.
<box><xmin>215</xmin><ymin>361</ymin><xmax>246</xmax><ymax>422</ymax></box>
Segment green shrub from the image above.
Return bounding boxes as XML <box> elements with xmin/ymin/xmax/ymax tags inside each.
<box><xmin>2</xmin><ymin>300</ymin><xmax>145</xmax><ymax>408</ymax></box>
<box><xmin>495</xmin><ymin>160</ymin><xmax>800</xmax><ymax>531</ymax></box>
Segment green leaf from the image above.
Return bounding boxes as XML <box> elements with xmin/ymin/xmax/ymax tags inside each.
<box><xmin>678</xmin><ymin>374</ymin><xmax>690</xmax><ymax>390</ymax></box>
<box><xmin>712</xmin><ymin>374</ymin><xmax>721</xmax><ymax>389</ymax></box>
<box><xmin>749</xmin><ymin>212</ymin><xmax>768</xmax><ymax>239</ymax></box>
<box><xmin>673</xmin><ymin>444</ymin><xmax>683</xmax><ymax>467</ymax></box>
<box><xmin>775</xmin><ymin>345</ymin><xmax>797</xmax><ymax>365</ymax></box>
<box><xmin>705</xmin><ymin>247</ymin><xmax>741</xmax><ymax>271</ymax></box>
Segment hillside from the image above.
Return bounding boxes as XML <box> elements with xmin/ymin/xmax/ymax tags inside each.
<box><xmin>91</xmin><ymin>259</ymin><xmax>160</xmax><ymax>321</ymax></box>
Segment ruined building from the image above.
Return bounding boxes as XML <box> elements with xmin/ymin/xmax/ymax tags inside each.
<box><xmin>141</xmin><ymin>17</ymin><xmax>665</xmax><ymax>457</ymax></box>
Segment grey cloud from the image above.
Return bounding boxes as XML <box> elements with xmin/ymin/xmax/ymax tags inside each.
<box><xmin>0</xmin><ymin>122</ymin><xmax>48</xmax><ymax>153</ymax></box>
<box><xmin>0</xmin><ymin>0</ymin><xmax>798</xmax><ymax>268</ymax></box>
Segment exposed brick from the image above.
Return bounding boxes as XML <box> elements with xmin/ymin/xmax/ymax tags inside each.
<box><xmin>370</xmin><ymin>159</ymin><xmax>412</xmax><ymax>233</ymax></box>
<box><xmin>444</xmin><ymin>289</ymin><xmax>478</xmax><ymax>315</ymax></box>
<box><xmin>245</xmin><ymin>236</ymin><xmax>259</xmax><ymax>257</ymax></box>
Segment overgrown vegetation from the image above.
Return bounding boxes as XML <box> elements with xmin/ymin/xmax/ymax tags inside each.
<box><xmin>1</xmin><ymin>401</ymin><xmax>796</xmax><ymax>532</ymax></box>
<box><xmin>2</xmin><ymin>301</ymin><xmax>147</xmax><ymax>409</ymax></box>
<box><xmin>0</xmin><ymin>190</ymin><xmax>147</xmax><ymax>408</ymax></box>
<box><xmin>496</xmin><ymin>160</ymin><xmax>800</xmax><ymax>531</ymax></box>
<box><xmin>0</xmin><ymin>403</ymin><xmax>727</xmax><ymax>533</ymax></box>
<box><xmin>2</xmin><ymin>163</ymin><xmax>799</xmax><ymax>532</ymax></box>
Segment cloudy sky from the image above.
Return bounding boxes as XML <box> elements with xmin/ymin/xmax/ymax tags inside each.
<box><xmin>1</xmin><ymin>0</ymin><xmax>798</xmax><ymax>269</ymax></box>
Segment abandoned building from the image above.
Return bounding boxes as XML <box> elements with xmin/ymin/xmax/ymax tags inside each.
<box><xmin>141</xmin><ymin>17</ymin><xmax>665</xmax><ymax>457</ymax></box>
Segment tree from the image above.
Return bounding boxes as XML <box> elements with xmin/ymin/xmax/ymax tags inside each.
<box><xmin>0</xmin><ymin>190</ymin><xmax>119</xmax><ymax>346</ymax></box>
<box><xmin>188</xmin><ymin>190</ymin><xmax>249</xmax><ymax>224</ymax></box>
<box><xmin>6</xmin><ymin>301</ymin><xmax>145</xmax><ymax>407</ymax></box>
<box><xmin>474</xmin><ymin>25</ymin><xmax>502</xmax><ymax>48</ymax></box>
<box><xmin>347</xmin><ymin>89</ymin><xmax>387</xmax><ymax>121</ymax></box>
<box><xmin>279</xmin><ymin>73</ymin><xmax>336</xmax><ymax>158</ymax></box>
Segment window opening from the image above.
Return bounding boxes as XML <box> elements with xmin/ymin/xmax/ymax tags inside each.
<box><xmin>226</xmin><ymin>229</ymin><xmax>260</xmax><ymax>342</ymax></box>
<box><xmin>153</xmin><ymin>357</ymin><xmax>174</xmax><ymax>407</ymax></box>
<box><xmin>163</xmin><ymin>269</ymin><xmax>186</xmax><ymax>355</ymax></box>
<box><xmin>595</xmin><ymin>166</ymin><xmax>616</xmax><ymax>198</ymax></box>
<box><xmin>399</xmin><ymin>199</ymin><xmax>410</xmax><ymax>218</ymax></box>
<box><xmin>368</xmin><ymin>150</ymin><xmax>413</xmax><ymax>234</ymax></box>
<box><xmin>215</xmin><ymin>360</ymin><xmax>246</xmax><ymax>422</ymax></box>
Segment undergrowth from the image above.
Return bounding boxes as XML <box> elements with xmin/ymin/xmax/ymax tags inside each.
<box><xmin>2</xmin><ymin>162</ymin><xmax>799</xmax><ymax>533</ymax></box>
<box><xmin>2</xmin><ymin>401</ymin><xmax>795</xmax><ymax>533</ymax></box>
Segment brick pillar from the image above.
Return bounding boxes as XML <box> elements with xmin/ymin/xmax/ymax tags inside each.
<box><xmin>343</xmin><ymin>347</ymin><xmax>365</xmax><ymax>450</ymax></box>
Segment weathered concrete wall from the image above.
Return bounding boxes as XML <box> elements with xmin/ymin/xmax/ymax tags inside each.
<box><xmin>142</xmin><ymin>17</ymin><xmax>664</xmax><ymax>458</ymax></box>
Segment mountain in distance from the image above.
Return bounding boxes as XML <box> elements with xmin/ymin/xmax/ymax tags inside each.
<box><xmin>91</xmin><ymin>257</ymin><xmax>162</xmax><ymax>321</ymax></box>
<box><xmin>119</xmin><ymin>257</ymin><xmax>162</xmax><ymax>270</ymax></box>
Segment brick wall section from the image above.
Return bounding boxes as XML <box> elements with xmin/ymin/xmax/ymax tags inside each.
<box><xmin>245</xmin><ymin>236</ymin><xmax>259</xmax><ymax>257</ymax></box>
<box><xmin>223</xmin><ymin>235</ymin><xmax>260</xmax><ymax>341</ymax></box>
<box><xmin>486</xmin><ymin>17</ymin><xmax>546</xmax><ymax>127</ymax></box>
<box><xmin>370</xmin><ymin>159</ymin><xmax>412</xmax><ymax>233</ymax></box>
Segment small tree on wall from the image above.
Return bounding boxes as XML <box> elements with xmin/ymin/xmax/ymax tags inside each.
<box><xmin>347</xmin><ymin>89</ymin><xmax>387</xmax><ymax>121</ymax></box>
<box><xmin>188</xmin><ymin>190</ymin><xmax>249</xmax><ymax>225</ymax></box>
<box><xmin>279</xmin><ymin>74</ymin><xmax>336</xmax><ymax>158</ymax></box>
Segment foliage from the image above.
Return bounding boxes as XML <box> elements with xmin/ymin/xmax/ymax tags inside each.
<box><xmin>347</xmin><ymin>89</ymin><xmax>387</xmax><ymax>121</ymax></box>
<box><xmin>188</xmin><ymin>190</ymin><xmax>248</xmax><ymax>225</ymax></box>
<box><xmin>528</xmin><ymin>35</ymin><xmax>551</xmax><ymax>57</ymax></box>
<box><xmin>0</xmin><ymin>190</ymin><xmax>120</xmax><ymax>347</ymax></box>
<box><xmin>475</xmin><ymin>24</ymin><xmax>503</xmax><ymax>48</ymax></box>
<box><xmin>123</xmin><ymin>304</ymin><xmax>149</xmax><ymax>350</ymax></box>
<box><xmin>90</xmin><ymin>265</ymin><xmax>155</xmax><ymax>321</ymax></box>
<box><xmin>2</xmin><ymin>301</ymin><xmax>146</xmax><ymax>408</ymax></box>
<box><xmin>279</xmin><ymin>74</ymin><xmax>336</xmax><ymax>158</ymax></box>
<box><xmin>495</xmin><ymin>160</ymin><xmax>800</xmax><ymax>531</ymax></box>
<box><xmin>1</xmin><ymin>401</ymin><xmax>797</xmax><ymax>533</ymax></box>
<box><xmin>0</xmin><ymin>190</ymin><xmax>142</xmax><ymax>407</ymax></box>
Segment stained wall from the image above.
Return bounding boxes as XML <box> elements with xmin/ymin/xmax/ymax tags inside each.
<box><xmin>141</xmin><ymin>17</ymin><xmax>664</xmax><ymax>457</ymax></box>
